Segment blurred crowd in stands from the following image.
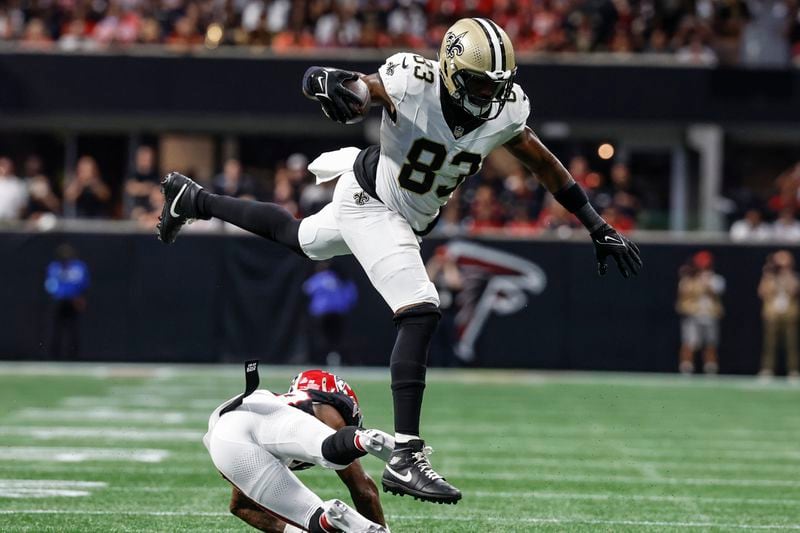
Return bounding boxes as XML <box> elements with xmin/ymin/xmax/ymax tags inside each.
<box><xmin>0</xmin><ymin>0</ymin><xmax>798</xmax><ymax>66</ymax></box>
<box><xmin>3</xmin><ymin>145</ymin><xmax>800</xmax><ymax>239</ymax></box>
<box><xmin>0</xmin><ymin>145</ymin><xmax>649</xmax><ymax>237</ymax></box>
<box><xmin>729</xmin><ymin>163</ymin><xmax>800</xmax><ymax>242</ymax></box>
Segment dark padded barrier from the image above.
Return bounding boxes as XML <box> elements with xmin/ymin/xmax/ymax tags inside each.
<box><xmin>0</xmin><ymin>53</ymin><xmax>797</xmax><ymax>123</ymax></box>
<box><xmin>0</xmin><ymin>231</ymin><xmax>784</xmax><ymax>374</ymax></box>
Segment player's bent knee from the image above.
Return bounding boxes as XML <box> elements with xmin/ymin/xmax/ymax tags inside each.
<box><xmin>393</xmin><ymin>302</ymin><xmax>441</xmax><ymax>326</ymax></box>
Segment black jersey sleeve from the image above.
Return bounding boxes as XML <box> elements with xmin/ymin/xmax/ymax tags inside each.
<box><xmin>306</xmin><ymin>390</ymin><xmax>363</xmax><ymax>428</ymax></box>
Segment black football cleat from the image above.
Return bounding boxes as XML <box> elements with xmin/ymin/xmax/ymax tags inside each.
<box><xmin>381</xmin><ymin>439</ymin><xmax>461</xmax><ymax>505</ymax></box>
<box><xmin>157</xmin><ymin>172</ymin><xmax>205</xmax><ymax>244</ymax></box>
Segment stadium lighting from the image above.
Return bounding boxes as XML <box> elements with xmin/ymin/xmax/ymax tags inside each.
<box><xmin>598</xmin><ymin>143</ymin><xmax>615</xmax><ymax>160</ymax></box>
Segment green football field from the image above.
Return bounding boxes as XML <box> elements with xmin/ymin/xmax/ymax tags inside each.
<box><xmin>1</xmin><ymin>363</ymin><xmax>799</xmax><ymax>532</ymax></box>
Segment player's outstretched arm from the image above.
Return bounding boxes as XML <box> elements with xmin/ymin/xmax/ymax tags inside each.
<box><xmin>506</xmin><ymin>127</ymin><xmax>642</xmax><ymax>278</ymax></box>
<box><xmin>228</xmin><ymin>486</ymin><xmax>286</xmax><ymax>533</ymax></box>
<box><xmin>336</xmin><ymin>460</ymin><xmax>386</xmax><ymax>526</ymax></box>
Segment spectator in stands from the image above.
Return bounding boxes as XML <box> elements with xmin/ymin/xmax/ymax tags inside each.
<box><xmin>44</xmin><ymin>244</ymin><xmax>89</xmax><ymax>360</ymax></box>
<box><xmin>676</xmin><ymin>250</ymin><xmax>725</xmax><ymax>374</ymax></box>
<box><xmin>125</xmin><ymin>146</ymin><xmax>160</xmax><ymax>217</ymax></box>
<box><xmin>24</xmin><ymin>174</ymin><xmax>60</xmax><ymax>221</ymax></box>
<box><xmin>645</xmin><ymin>27</ymin><xmax>673</xmax><ymax>54</ymax></box>
<box><xmin>676</xmin><ymin>31</ymin><xmax>719</xmax><ymax>65</ymax></box>
<box><xmin>767</xmin><ymin>162</ymin><xmax>800</xmax><ymax>214</ymax></box>
<box><xmin>741</xmin><ymin>0</ymin><xmax>792</xmax><ymax>67</ymax></box>
<box><xmin>64</xmin><ymin>156</ymin><xmax>112</xmax><ymax>218</ymax></box>
<box><xmin>19</xmin><ymin>17</ymin><xmax>52</xmax><ymax>50</ymax></box>
<box><xmin>433</xmin><ymin>200</ymin><xmax>464</xmax><ymax>237</ymax></box>
<box><xmin>134</xmin><ymin>186</ymin><xmax>165</xmax><ymax>230</ymax></box>
<box><xmin>467</xmin><ymin>184</ymin><xmax>504</xmax><ymax>234</ymax></box>
<box><xmin>609</xmin><ymin>162</ymin><xmax>642</xmax><ymax>220</ymax></box>
<box><xmin>0</xmin><ymin>157</ymin><xmax>28</xmax><ymax>220</ymax></box>
<box><xmin>600</xmin><ymin>205</ymin><xmax>636</xmax><ymax>232</ymax></box>
<box><xmin>536</xmin><ymin>195</ymin><xmax>581</xmax><ymax>235</ymax></box>
<box><xmin>213</xmin><ymin>159</ymin><xmax>256</xmax><ymax>200</ymax></box>
<box><xmin>568</xmin><ymin>156</ymin><xmax>591</xmax><ymax>186</ymax></box>
<box><xmin>20</xmin><ymin>154</ymin><xmax>59</xmax><ymax>221</ymax></box>
<box><xmin>758</xmin><ymin>250</ymin><xmax>799</xmax><ymax>380</ymax></box>
<box><xmin>772</xmin><ymin>208</ymin><xmax>800</xmax><ymax>241</ymax></box>
<box><xmin>730</xmin><ymin>208</ymin><xmax>771</xmax><ymax>241</ymax></box>
<box><xmin>302</xmin><ymin>262</ymin><xmax>358</xmax><ymax>366</ymax></box>
<box><xmin>58</xmin><ymin>17</ymin><xmax>91</xmax><ymax>51</ymax></box>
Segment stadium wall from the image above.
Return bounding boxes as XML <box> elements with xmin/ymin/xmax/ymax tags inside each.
<box><xmin>0</xmin><ymin>52</ymin><xmax>798</xmax><ymax>128</ymax></box>
<box><xmin>0</xmin><ymin>231</ymin><xmax>776</xmax><ymax>374</ymax></box>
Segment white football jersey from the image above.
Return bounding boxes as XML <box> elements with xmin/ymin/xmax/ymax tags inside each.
<box><xmin>375</xmin><ymin>52</ymin><xmax>531</xmax><ymax>232</ymax></box>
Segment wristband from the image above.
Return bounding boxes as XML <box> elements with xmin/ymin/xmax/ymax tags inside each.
<box><xmin>553</xmin><ymin>181</ymin><xmax>606</xmax><ymax>233</ymax></box>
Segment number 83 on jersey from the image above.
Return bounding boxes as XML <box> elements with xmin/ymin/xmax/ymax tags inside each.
<box><xmin>397</xmin><ymin>138</ymin><xmax>481</xmax><ymax>199</ymax></box>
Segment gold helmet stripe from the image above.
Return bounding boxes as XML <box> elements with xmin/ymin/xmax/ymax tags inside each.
<box><xmin>473</xmin><ymin>18</ymin><xmax>505</xmax><ymax>72</ymax></box>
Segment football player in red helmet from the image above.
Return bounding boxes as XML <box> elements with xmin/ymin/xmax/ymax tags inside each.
<box><xmin>204</xmin><ymin>365</ymin><xmax>395</xmax><ymax>533</ymax></box>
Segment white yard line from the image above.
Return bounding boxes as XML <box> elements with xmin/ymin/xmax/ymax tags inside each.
<box><xmin>0</xmin><ymin>479</ymin><xmax>107</xmax><ymax>499</ymax></box>
<box><xmin>423</xmin><ymin>424</ymin><xmax>800</xmax><ymax>443</ymax></box>
<box><xmin>438</xmin><ymin>455</ymin><xmax>800</xmax><ymax>474</ymax></box>
<box><xmin>432</xmin><ymin>443</ymin><xmax>800</xmax><ymax>461</ymax></box>
<box><xmin>0</xmin><ymin>426</ymin><xmax>203</xmax><ymax>442</ymax></box>
<box><xmin>305</xmin><ymin>469</ymin><xmax>800</xmax><ymax>488</ymax></box>
<box><xmin>0</xmin><ymin>447</ymin><xmax>169</xmax><ymax>463</ymax></box>
<box><xmin>1</xmin><ymin>509</ymin><xmax>799</xmax><ymax>529</ymax></box>
<box><xmin>16</xmin><ymin>408</ymin><xmax>188</xmax><ymax>424</ymax></box>
<box><xmin>95</xmin><ymin>485</ymin><xmax>800</xmax><ymax>507</ymax></box>
<box><xmin>427</xmin><ymin>421</ymin><xmax>800</xmax><ymax>434</ymax></box>
<box><xmin>444</xmin><ymin>472</ymin><xmax>800</xmax><ymax>487</ymax></box>
<box><xmin>4</xmin><ymin>361</ymin><xmax>800</xmax><ymax>390</ymax></box>
<box><xmin>394</xmin><ymin>515</ymin><xmax>800</xmax><ymax>530</ymax></box>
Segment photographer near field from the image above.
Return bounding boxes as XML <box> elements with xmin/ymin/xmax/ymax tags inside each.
<box><xmin>758</xmin><ymin>250</ymin><xmax>800</xmax><ymax>380</ymax></box>
<box><xmin>676</xmin><ymin>251</ymin><xmax>725</xmax><ymax>374</ymax></box>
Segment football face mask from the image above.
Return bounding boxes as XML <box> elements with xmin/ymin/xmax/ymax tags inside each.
<box><xmin>439</xmin><ymin>18</ymin><xmax>517</xmax><ymax>120</ymax></box>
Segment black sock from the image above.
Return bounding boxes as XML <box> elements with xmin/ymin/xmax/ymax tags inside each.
<box><xmin>390</xmin><ymin>305</ymin><xmax>440</xmax><ymax>437</ymax></box>
<box><xmin>321</xmin><ymin>426</ymin><xmax>367</xmax><ymax>466</ymax></box>
<box><xmin>197</xmin><ymin>191</ymin><xmax>304</xmax><ymax>255</ymax></box>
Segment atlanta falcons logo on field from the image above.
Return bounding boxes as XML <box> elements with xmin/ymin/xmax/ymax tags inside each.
<box><xmin>437</xmin><ymin>240</ymin><xmax>547</xmax><ymax>362</ymax></box>
<box><xmin>445</xmin><ymin>31</ymin><xmax>468</xmax><ymax>59</ymax></box>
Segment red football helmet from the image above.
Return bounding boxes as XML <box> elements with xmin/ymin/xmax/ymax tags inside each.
<box><xmin>288</xmin><ymin>369</ymin><xmax>360</xmax><ymax>411</ymax></box>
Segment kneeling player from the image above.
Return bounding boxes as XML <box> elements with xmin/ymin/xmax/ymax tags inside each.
<box><xmin>204</xmin><ymin>364</ymin><xmax>394</xmax><ymax>533</ymax></box>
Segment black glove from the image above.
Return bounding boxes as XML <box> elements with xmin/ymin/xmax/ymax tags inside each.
<box><xmin>302</xmin><ymin>67</ymin><xmax>361</xmax><ymax>124</ymax></box>
<box><xmin>590</xmin><ymin>224</ymin><xmax>642</xmax><ymax>279</ymax></box>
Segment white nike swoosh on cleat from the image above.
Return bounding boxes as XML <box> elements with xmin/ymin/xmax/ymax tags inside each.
<box><xmin>169</xmin><ymin>183</ymin><xmax>189</xmax><ymax>218</ymax></box>
<box><xmin>385</xmin><ymin>466</ymin><xmax>413</xmax><ymax>483</ymax></box>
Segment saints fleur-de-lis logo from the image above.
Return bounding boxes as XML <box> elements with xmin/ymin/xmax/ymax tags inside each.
<box><xmin>353</xmin><ymin>191</ymin><xmax>370</xmax><ymax>206</ymax></box>
<box><xmin>445</xmin><ymin>31</ymin><xmax>468</xmax><ymax>59</ymax></box>
<box><xmin>384</xmin><ymin>61</ymin><xmax>397</xmax><ymax>76</ymax></box>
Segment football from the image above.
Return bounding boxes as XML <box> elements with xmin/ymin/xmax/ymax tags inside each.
<box><xmin>343</xmin><ymin>77</ymin><xmax>371</xmax><ymax>124</ymax></box>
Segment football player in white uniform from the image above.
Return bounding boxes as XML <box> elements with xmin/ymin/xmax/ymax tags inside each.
<box><xmin>205</xmin><ymin>364</ymin><xmax>394</xmax><ymax>533</ymax></box>
<box><xmin>159</xmin><ymin>18</ymin><xmax>642</xmax><ymax>505</ymax></box>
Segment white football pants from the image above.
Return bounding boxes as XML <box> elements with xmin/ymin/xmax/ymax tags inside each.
<box><xmin>298</xmin><ymin>148</ymin><xmax>439</xmax><ymax>313</ymax></box>
<box><xmin>204</xmin><ymin>391</ymin><xmax>342</xmax><ymax>530</ymax></box>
